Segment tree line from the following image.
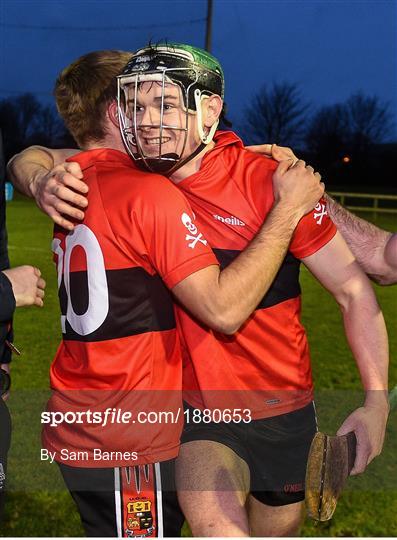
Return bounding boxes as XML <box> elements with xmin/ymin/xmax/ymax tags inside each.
<box><xmin>1</xmin><ymin>88</ymin><xmax>395</xmax><ymax>191</ymax></box>
<box><xmin>240</xmin><ymin>83</ymin><xmax>396</xmax><ymax>191</ymax></box>
<box><xmin>0</xmin><ymin>93</ymin><xmax>76</xmax><ymax>168</ymax></box>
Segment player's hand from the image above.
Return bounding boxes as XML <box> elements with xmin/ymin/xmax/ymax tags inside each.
<box><xmin>2</xmin><ymin>266</ymin><xmax>46</xmax><ymax>307</ymax></box>
<box><xmin>31</xmin><ymin>162</ymin><xmax>88</xmax><ymax>231</ymax></box>
<box><xmin>1</xmin><ymin>363</ymin><xmax>10</xmax><ymax>401</ymax></box>
<box><xmin>337</xmin><ymin>402</ymin><xmax>389</xmax><ymax>475</ymax></box>
<box><xmin>273</xmin><ymin>159</ymin><xmax>325</xmax><ymax>218</ymax></box>
<box><xmin>246</xmin><ymin>143</ymin><xmax>299</xmax><ymax>165</ymax></box>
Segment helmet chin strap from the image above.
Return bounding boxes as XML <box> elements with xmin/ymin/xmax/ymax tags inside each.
<box><xmin>137</xmin><ymin>143</ymin><xmax>207</xmax><ymax>176</ymax></box>
<box><xmin>163</xmin><ymin>141</ymin><xmax>207</xmax><ymax>176</ymax></box>
<box><xmin>137</xmin><ymin>154</ymin><xmax>180</xmax><ymax>174</ymax></box>
<box><xmin>156</xmin><ymin>91</ymin><xmax>218</xmax><ymax>176</ymax></box>
<box><xmin>136</xmin><ymin>90</ymin><xmax>218</xmax><ymax>176</ymax></box>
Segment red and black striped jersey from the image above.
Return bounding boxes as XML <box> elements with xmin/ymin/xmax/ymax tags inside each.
<box><xmin>44</xmin><ymin>148</ymin><xmax>217</xmax><ymax>467</ymax></box>
<box><xmin>177</xmin><ymin>131</ymin><xmax>337</xmax><ymax>419</ymax></box>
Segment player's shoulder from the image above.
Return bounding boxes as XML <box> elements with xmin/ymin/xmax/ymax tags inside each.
<box><xmin>98</xmin><ymin>163</ymin><xmax>187</xmax><ymax>220</ymax></box>
<box><xmin>85</xmin><ymin>150</ymin><xmax>179</xmax><ymax>195</ymax></box>
<box><xmin>213</xmin><ymin>138</ymin><xmax>276</xmax><ymax>177</ymax></box>
<box><xmin>220</xmin><ymin>143</ymin><xmax>277</xmax><ymax>199</ymax></box>
<box><xmin>229</xmin><ymin>144</ymin><xmax>278</xmax><ymax>172</ymax></box>
<box><xmin>213</xmin><ymin>131</ymin><xmax>278</xmax><ymax>174</ymax></box>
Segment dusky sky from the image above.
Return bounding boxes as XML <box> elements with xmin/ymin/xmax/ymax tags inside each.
<box><xmin>0</xmin><ymin>0</ymin><xmax>396</xmax><ymax>139</ymax></box>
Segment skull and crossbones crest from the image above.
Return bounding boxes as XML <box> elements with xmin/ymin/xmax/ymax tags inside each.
<box><xmin>313</xmin><ymin>202</ymin><xmax>328</xmax><ymax>225</ymax></box>
<box><xmin>181</xmin><ymin>213</ymin><xmax>208</xmax><ymax>249</ymax></box>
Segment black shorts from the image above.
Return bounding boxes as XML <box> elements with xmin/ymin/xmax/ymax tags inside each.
<box><xmin>59</xmin><ymin>459</ymin><xmax>184</xmax><ymax>537</ymax></box>
<box><xmin>181</xmin><ymin>402</ymin><xmax>317</xmax><ymax>506</ymax></box>
<box><xmin>0</xmin><ymin>399</ymin><xmax>11</xmax><ymax>521</ymax></box>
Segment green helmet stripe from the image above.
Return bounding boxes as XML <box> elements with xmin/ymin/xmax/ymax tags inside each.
<box><xmin>129</xmin><ymin>42</ymin><xmax>225</xmax><ymax>99</ymax></box>
<box><xmin>163</xmin><ymin>42</ymin><xmax>224</xmax><ymax>81</ymax></box>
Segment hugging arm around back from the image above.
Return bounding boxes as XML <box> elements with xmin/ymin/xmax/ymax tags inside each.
<box><xmin>8</xmin><ymin>146</ymin><xmax>324</xmax><ymax>335</ymax></box>
<box><xmin>8</xmin><ymin>146</ymin><xmax>84</xmax><ymax>229</ymax></box>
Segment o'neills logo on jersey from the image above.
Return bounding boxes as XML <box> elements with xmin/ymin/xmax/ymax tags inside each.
<box><xmin>213</xmin><ymin>214</ymin><xmax>245</xmax><ymax>226</ymax></box>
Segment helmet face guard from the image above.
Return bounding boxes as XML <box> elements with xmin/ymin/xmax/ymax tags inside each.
<box><xmin>117</xmin><ymin>44</ymin><xmax>224</xmax><ymax>175</ymax></box>
<box><xmin>117</xmin><ymin>68</ymin><xmax>197</xmax><ymax>175</ymax></box>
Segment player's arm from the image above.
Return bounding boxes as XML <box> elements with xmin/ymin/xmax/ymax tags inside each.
<box><xmin>302</xmin><ymin>232</ymin><xmax>389</xmax><ymax>475</ymax></box>
<box><xmin>7</xmin><ymin>146</ymin><xmax>85</xmax><ymax>230</ymax></box>
<box><xmin>245</xmin><ymin>142</ymin><xmax>298</xmax><ymax>164</ymax></box>
<box><xmin>325</xmin><ymin>194</ymin><xmax>397</xmax><ymax>285</ymax></box>
<box><xmin>172</xmin><ymin>160</ymin><xmax>324</xmax><ymax>334</ymax></box>
<box><xmin>245</xmin><ymin>145</ymin><xmax>397</xmax><ymax>286</ymax></box>
<box><xmin>9</xmin><ymin>147</ymin><xmax>324</xmax><ymax>336</ymax></box>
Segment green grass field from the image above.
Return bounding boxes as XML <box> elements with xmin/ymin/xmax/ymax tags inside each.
<box><xmin>1</xmin><ymin>196</ymin><xmax>396</xmax><ymax>536</ymax></box>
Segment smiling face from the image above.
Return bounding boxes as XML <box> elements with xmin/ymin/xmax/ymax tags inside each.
<box><xmin>122</xmin><ymin>79</ymin><xmax>201</xmax><ymax>170</ymax></box>
<box><xmin>117</xmin><ymin>44</ymin><xmax>225</xmax><ymax>175</ymax></box>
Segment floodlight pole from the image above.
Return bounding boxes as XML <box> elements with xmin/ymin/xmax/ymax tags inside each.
<box><xmin>205</xmin><ymin>0</ymin><xmax>213</xmax><ymax>52</ymax></box>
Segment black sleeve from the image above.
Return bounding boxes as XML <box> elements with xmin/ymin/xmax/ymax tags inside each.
<box><xmin>0</xmin><ymin>271</ymin><xmax>14</xmax><ymax>364</ymax></box>
<box><xmin>0</xmin><ymin>129</ymin><xmax>14</xmax><ymax>364</ymax></box>
<box><xmin>0</xmin><ymin>273</ymin><xmax>15</xmax><ymax>323</ymax></box>
<box><xmin>0</xmin><ymin>129</ymin><xmax>9</xmax><ymax>271</ymax></box>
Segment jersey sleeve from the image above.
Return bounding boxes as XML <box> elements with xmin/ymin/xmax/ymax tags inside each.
<box><xmin>289</xmin><ymin>198</ymin><xmax>338</xmax><ymax>259</ymax></box>
<box><xmin>136</xmin><ymin>178</ymin><xmax>218</xmax><ymax>289</ymax></box>
<box><xmin>232</xmin><ymin>153</ymin><xmax>336</xmax><ymax>260</ymax></box>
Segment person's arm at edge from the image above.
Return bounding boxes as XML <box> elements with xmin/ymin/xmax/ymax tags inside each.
<box><xmin>302</xmin><ymin>231</ymin><xmax>389</xmax><ymax>474</ymax></box>
<box><xmin>325</xmin><ymin>194</ymin><xmax>397</xmax><ymax>285</ymax></box>
<box><xmin>246</xmin><ymin>146</ymin><xmax>397</xmax><ymax>286</ymax></box>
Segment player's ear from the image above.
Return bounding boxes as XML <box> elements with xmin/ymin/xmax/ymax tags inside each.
<box><xmin>107</xmin><ymin>101</ymin><xmax>119</xmax><ymax>128</ymax></box>
<box><xmin>203</xmin><ymin>95</ymin><xmax>223</xmax><ymax>128</ymax></box>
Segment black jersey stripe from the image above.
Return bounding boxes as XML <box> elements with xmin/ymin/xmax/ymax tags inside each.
<box><xmin>213</xmin><ymin>249</ymin><xmax>301</xmax><ymax>310</ymax></box>
<box><xmin>59</xmin><ymin>267</ymin><xmax>176</xmax><ymax>342</ymax></box>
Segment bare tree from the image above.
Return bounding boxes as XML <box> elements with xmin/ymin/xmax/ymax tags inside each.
<box><xmin>346</xmin><ymin>93</ymin><xmax>393</xmax><ymax>152</ymax></box>
<box><xmin>30</xmin><ymin>104</ymin><xmax>65</xmax><ymax>146</ymax></box>
<box><xmin>0</xmin><ymin>98</ymin><xmax>20</xmax><ymax>145</ymax></box>
<box><xmin>305</xmin><ymin>93</ymin><xmax>393</xmax><ymax>160</ymax></box>
<box><xmin>242</xmin><ymin>82</ymin><xmax>309</xmax><ymax>147</ymax></box>
<box><xmin>15</xmin><ymin>93</ymin><xmax>43</xmax><ymax>140</ymax></box>
<box><xmin>0</xmin><ymin>94</ymin><xmax>74</xmax><ymax>163</ymax></box>
<box><xmin>0</xmin><ymin>93</ymin><xmax>43</xmax><ymax>159</ymax></box>
<box><xmin>305</xmin><ymin>103</ymin><xmax>349</xmax><ymax>166</ymax></box>
<box><xmin>304</xmin><ymin>92</ymin><xmax>395</xmax><ymax>188</ymax></box>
